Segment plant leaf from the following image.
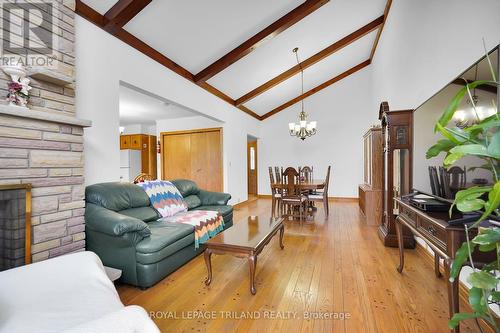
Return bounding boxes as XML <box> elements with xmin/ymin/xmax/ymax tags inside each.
<box><xmin>451</xmin><ymin>241</ymin><xmax>476</xmax><ymax>279</ymax></box>
<box><xmin>455</xmin><ymin>186</ymin><xmax>492</xmax><ymax>202</ymax></box>
<box><xmin>465</xmin><ymin>116</ymin><xmax>500</xmax><ymax>133</ymax></box>
<box><xmin>479</xmin><ymin>242</ymin><xmax>498</xmax><ymax>252</ymax></box>
<box><xmin>472</xmin><ymin>227</ymin><xmax>500</xmax><ymax>245</ymax></box>
<box><xmin>491</xmin><ymin>291</ymin><xmax>500</xmax><ymax>302</ymax></box>
<box><xmin>469</xmin><ymin>287</ymin><xmax>488</xmax><ymax>314</ymax></box>
<box><xmin>450</xmin><ymin>144</ymin><xmax>496</xmax><ymax>159</ymax></box>
<box><xmin>437</xmin><ymin>80</ymin><xmax>496</xmax><ymax>129</ymax></box>
<box><xmin>467</xmin><ymin>271</ymin><xmax>498</xmax><ymax>289</ymax></box>
<box><xmin>456</xmin><ymin>198</ymin><xmax>485</xmax><ymax>212</ymax></box>
<box><xmin>435</xmin><ymin>123</ymin><xmax>462</xmax><ymax>144</ymax></box>
<box><xmin>444</xmin><ymin>152</ymin><xmax>465</xmax><ymax>167</ymax></box>
<box><xmin>477</xmin><ymin>181</ymin><xmax>500</xmax><ymax>222</ymax></box>
<box><xmin>487</xmin><ymin>131</ymin><xmax>500</xmax><ymax>158</ymax></box>
<box><xmin>426</xmin><ymin>139</ymin><xmax>456</xmax><ymax>159</ymax></box>
<box><xmin>481</xmin><ymin>261</ymin><xmax>498</xmax><ymax>271</ymax></box>
<box><xmin>449</xmin><ymin>313</ymin><xmax>481</xmax><ymax>329</ymax></box>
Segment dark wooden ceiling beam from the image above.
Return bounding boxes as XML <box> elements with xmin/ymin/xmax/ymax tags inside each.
<box><xmin>260</xmin><ymin>59</ymin><xmax>371</xmax><ymax>120</ymax></box>
<box><xmin>103</xmin><ymin>0</ymin><xmax>152</xmax><ymax>33</ymax></box>
<box><xmin>452</xmin><ymin>78</ymin><xmax>497</xmax><ymax>94</ymax></box>
<box><xmin>369</xmin><ymin>0</ymin><xmax>392</xmax><ymax>60</ymax></box>
<box><xmin>74</xmin><ymin>0</ymin><xmax>262</xmax><ymax>120</ymax></box>
<box><xmin>235</xmin><ymin>15</ymin><xmax>384</xmax><ymax>106</ymax></box>
<box><xmin>193</xmin><ymin>0</ymin><xmax>330</xmax><ymax>83</ymax></box>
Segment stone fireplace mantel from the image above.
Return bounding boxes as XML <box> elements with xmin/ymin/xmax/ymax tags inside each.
<box><xmin>0</xmin><ymin>104</ymin><xmax>91</xmax><ymax>128</ymax></box>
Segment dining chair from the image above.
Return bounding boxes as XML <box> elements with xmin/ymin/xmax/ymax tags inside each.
<box><xmin>274</xmin><ymin>166</ymin><xmax>281</xmax><ymax>185</ymax></box>
<box><xmin>268</xmin><ymin>167</ymin><xmax>281</xmax><ymax>216</ymax></box>
<box><xmin>299</xmin><ymin>166</ymin><xmax>313</xmax><ymax>182</ymax></box>
<box><xmin>439</xmin><ymin>166</ymin><xmax>453</xmax><ymax>199</ymax></box>
<box><xmin>281</xmin><ymin>167</ymin><xmax>308</xmax><ymax>221</ymax></box>
<box><xmin>309</xmin><ymin>166</ymin><xmax>331</xmax><ymax>218</ymax></box>
<box><xmin>447</xmin><ymin>166</ymin><xmax>466</xmax><ymax>192</ymax></box>
<box><xmin>428</xmin><ymin>166</ymin><xmax>442</xmax><ymax>197</ymax></box>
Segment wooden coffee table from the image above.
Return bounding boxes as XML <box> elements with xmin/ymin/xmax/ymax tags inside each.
<box><xmin>204</xmin><ymin>215</ymin><xmax>284</xmax><ymax>295</ymax></box>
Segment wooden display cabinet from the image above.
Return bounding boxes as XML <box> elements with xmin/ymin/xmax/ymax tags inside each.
<box><xmin>358</xmin><ymin>126</ymin><xmax>383</xmax><ymax>225</ymax></box>
<box><xmin>378</xmin><ymin>102</ymin><xmax>415</xmax><ymax>248</ymax></box>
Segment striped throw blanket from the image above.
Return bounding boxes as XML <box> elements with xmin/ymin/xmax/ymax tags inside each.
<box><xmin>160</xmin><ymin>210</ymin><xmax>224</xmax><ymax>249</ymax></box>
<box><xmin>136</xmin><ymin>180</ymin><xmax>187</xmax><ymax>217</ymax></box>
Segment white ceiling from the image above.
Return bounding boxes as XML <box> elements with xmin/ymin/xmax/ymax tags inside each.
<box><xmin>244</xmin><ymin>30</ymin><xmax>376</xmax><ymax>114</ymax></box>
<box><xmin>208</xmin><ymin>0</ymin><xmax>385</xmax><ymax>99</ymax></box>
<box><xmin>82</xmin><ymin>0</ymin><xmax>388</xmax><ymax>118</ymax></box>
<box><xmin>81</xmin><ymin>0</ymin><xmax>116</xmax><ymax>15</ymax></box>
<box><xmin>124</xmin><ymin>0</ymin><xmax>304</xmax><ymax>74</ymax></box>
<box><xmin>119</xmin><ymin>83</ymin><xmax>197</xmax><ymax>126</ymax></box>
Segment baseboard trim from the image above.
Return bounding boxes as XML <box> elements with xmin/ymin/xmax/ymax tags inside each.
<box><xmin>232</xmin><ymin>200</ymin><xmax>248</xmax><ymax>209</ymax></box>
<box><xmin>256</xmin><ymin>195</ymin><xmax>358</xmax><ymax>202</ymax></box>
<box><xmin>329</xmin><ymin>197</ymin><xmax>358</xmax><ymax>202</ymax></box>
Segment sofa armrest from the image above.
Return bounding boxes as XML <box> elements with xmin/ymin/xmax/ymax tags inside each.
<box><xmin>198</xmin><ymin>190</ymin><xmax>231</xmax><ymax>206</ymax></box>
<box><xmin>85</xmin><ymin>203</ymin><xmax>151</xmax><ymax>239</ymax></box>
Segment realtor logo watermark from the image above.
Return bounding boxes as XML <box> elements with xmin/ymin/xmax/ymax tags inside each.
<box><xmin>1</xmin><ymin>1</ymin><xmax>57</xmax><ymax>67</ymax></box>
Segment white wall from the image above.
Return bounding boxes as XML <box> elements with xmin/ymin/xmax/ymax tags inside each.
<box><xmin>372</xmin><ymin>0</ymin><xmax>500</xmax><ymax>111</ymax></box>
<box><xmin>75</xmin><ymin>17</ymin><xmax>260</xmax><ymax>205</ymax></box>
<box><xmin>259</xmin><ymin>67</ymin><xmax>376</xmax><ymax>197</ymax></box>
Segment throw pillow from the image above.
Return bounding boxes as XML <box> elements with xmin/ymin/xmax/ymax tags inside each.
<box><xmin>136</xmin><ymin>180</ymin><xmax>188</xmax><ymax>217</ymax></box>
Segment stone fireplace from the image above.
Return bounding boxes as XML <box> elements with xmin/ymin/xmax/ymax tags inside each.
<box><xmin>0</xmin><ymin>0</ymin><xmax>91</xmax><ymax>263</ymax></box>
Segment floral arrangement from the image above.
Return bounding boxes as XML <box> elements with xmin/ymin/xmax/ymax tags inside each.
<box><xmin>7</xmin><ymin>78</ymin><xmax>31</xmax><ymax>107</ymax></box>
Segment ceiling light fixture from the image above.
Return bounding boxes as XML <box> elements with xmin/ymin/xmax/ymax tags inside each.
<box><xmin>453</xmin><ymin>64</ymin><xmax>496</xmax><ymax>128</ymax></box>
<box><xmin>288</xmin><ymin>47</ymin><xmax>317</xmax><ymax>140</ymax></box>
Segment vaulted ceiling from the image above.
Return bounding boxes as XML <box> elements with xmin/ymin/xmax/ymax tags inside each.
<box><xmin>76</xmin><ymin>0</ymin><xmax>391</xmax><ymax>120</ymax></box>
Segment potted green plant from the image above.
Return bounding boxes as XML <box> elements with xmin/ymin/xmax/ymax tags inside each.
<box><xmin>426</xmin><ymin>47</ymin><xmax>500</xmax><ymax>331</ymax></box>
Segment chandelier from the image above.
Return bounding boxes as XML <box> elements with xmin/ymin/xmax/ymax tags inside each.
<box><xmin>453</xmin><ymin>64</ymin><xmax>496</xmax><ymax>128</ymax></box>
<box><xmin>288</xmin><ymin>47</ymin><xmax>317</xmax><ymax>140</ymax></box>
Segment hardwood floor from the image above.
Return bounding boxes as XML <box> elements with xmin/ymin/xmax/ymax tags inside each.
<box><xmin>117</xmin><ymin>199</ymin><xmax>484</xmax><ymax>333</ymax></box>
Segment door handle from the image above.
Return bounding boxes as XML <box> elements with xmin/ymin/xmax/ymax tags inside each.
<box><xmin>427</xmin><ymin>226</ymin><xmax>436</xmax><ymax>236</ymax></box>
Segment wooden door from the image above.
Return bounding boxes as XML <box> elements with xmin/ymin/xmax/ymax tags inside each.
<box><xmin>162</xmin><ymin>133</ymin><xmax>191</xmax><ymax>180</ymax></box>
<box><xmin>161</xmin><ymin>128</ymin><xmax>223</xmax><ymax>192</ymax></box>
<box><xmin>247</xmin><ymin>140</ymin><xmax>257</xmax><ymax>195</ymax></box>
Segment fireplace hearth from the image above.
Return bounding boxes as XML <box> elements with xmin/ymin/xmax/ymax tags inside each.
<box><xmin>0</xmin><ymin>184</ymin><xmax>31</xmax><ymax>271</ymax></box>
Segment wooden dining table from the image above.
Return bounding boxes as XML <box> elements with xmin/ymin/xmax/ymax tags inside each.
<box><xmin>271</xmin><ymin>179</ymin><xmax>326</xmax><ymax>191</ymax></box>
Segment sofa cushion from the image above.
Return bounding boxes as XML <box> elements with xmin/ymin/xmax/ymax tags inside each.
<box><xmin>193</xmin><ymin>205</ymin><xmax>233</xmax><ymax>218</ymax></box>
<box><xmin>86</xmin><ymin>182</ymin><xmax>151</xmax><ymax>211</ymax></box>
<box><xmin>183</xmin><ymin>195</ymin><xmax>202</xmax><ymax>210</ymax></box>
<box><xmin>171</xmin><ymin>179</ymin><xmax>199</xmax><ymax>197</ymax></box>
<box><xmin>135</xmin><ymin>222</ymin><xmax>194</xmax><ymax>265</ymax></box>
<box><xmin>118</xmin><ymin>207</ymin><xmax>158</xmax><ymax>222</ymax></box>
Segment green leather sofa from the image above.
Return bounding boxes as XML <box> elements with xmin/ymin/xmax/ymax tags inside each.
<box><xmin>84</xmin><ymin>179</ymin><xmax>233</xmax><ymax>288</ymax></box>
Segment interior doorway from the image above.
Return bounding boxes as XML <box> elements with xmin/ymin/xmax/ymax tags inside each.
<box><xmin>247</xmin><ymin>136</ymin><xmax>258</xmax><ymax>200</ymax></box>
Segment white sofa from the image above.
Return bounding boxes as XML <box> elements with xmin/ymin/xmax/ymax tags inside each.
<box><xmin>0</xmin><ymin>251</ymin><xmax>160</xmax><ymax>333</ymax></box>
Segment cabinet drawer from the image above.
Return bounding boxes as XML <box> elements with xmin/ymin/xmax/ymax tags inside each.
<box><xmin>120</xmin><ymin>135</ymin><xmax>130</xmax><ymax>149</ymax></box>
<box><xmin>417</xmin><ymin>217</ymin><xmax>446</xmax><ymax>247</ymax></box>
<box><xmin>130</xmin><ymin>135</ymin><xmax>142</xmax><ymax>149</ymax></box>
<box><xmin>399</xmin><ymin>205</ymin><xmax>417</xmax><ymax>228</ymax></box>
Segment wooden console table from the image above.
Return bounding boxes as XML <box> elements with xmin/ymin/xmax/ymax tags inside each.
<box><xmin>394</xmin><ymin>197</ymin><xmax>495</xmax><ymax>333</ymax></box>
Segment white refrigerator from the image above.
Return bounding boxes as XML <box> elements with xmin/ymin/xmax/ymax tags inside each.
<box><xmin>120</xmin><ymin>150</ymin><xmax>142</xmax><ymax>182</ymax></box>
